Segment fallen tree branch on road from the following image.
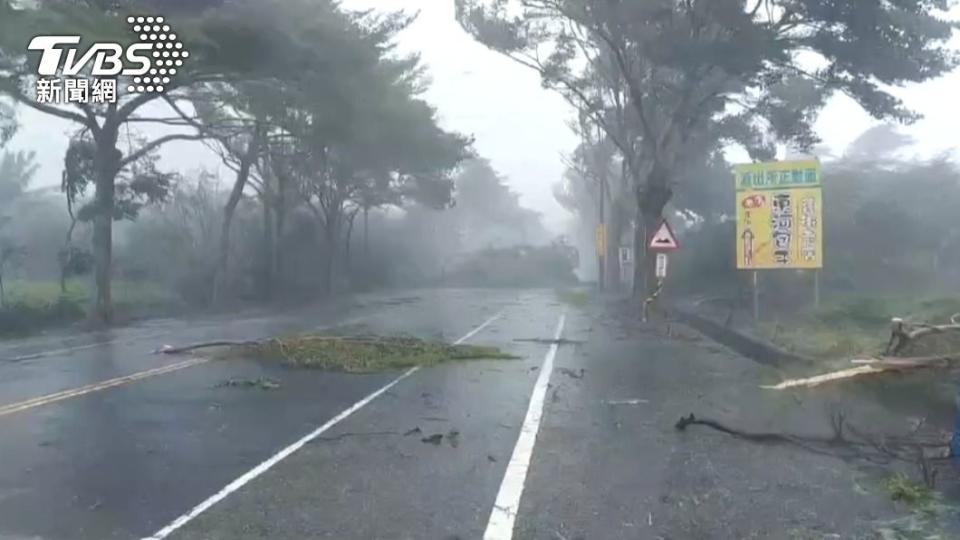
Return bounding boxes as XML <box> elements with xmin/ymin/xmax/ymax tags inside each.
<box><xmin>675</xmin><ymin>413</ymin><xmax>953</xmax><ymax>486</ymax></box>
<box><xmin>155</xmin><ymin>341</ymin><xmax>260</xmax><ymax>354</ymax></box>
<box><xmin>886</xmin><ymin>317</ymin><xmax>960</xmax><ymax>356</ymax></box>
<box><xmin>760</xmin><ymin>313</ymin><xmax>960</xmax><ymax>389</ymax></box>
<box><xmin>761</xmin><ymin>355</ymin><xmax>959</xmax><ymax>390</ymax></box>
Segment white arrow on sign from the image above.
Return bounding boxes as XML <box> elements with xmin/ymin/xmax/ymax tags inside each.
<box><xmin>648</xmin><ymin>220</ymin><xmax>679</xmax><ymax>250</ymax></box>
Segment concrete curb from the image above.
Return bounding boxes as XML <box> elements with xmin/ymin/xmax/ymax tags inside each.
<box><xmin>673</xmin><ymin>308</ymin><xmax>814</xmax><ymax>367</ymax></box>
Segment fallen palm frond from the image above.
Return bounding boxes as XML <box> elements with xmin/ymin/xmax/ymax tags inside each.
<box><xmin>159</xmin><ymin>334</ymin><xmax>518</xmax><ymax>373</ymax></box>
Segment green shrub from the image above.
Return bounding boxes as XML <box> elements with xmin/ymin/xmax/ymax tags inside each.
<box><xmin>0</xmin><ymin>296</ymin><xmax>85</xmax><ymax>336</ymax></box>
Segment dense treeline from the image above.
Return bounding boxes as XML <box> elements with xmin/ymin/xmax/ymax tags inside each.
<box><xmin>458</xmin><ymin>0</ymin><xmax>957</xmax><ymax>302</ymax></box>
<box><xmin>0</xmin><ymin>0</ymin><xmax>552</xmax><ymax>332</ymax></box>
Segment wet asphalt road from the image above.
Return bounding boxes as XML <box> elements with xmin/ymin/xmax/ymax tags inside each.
<box><xmin>0</xmin><ymin>288</ymin><xmax>954</xmax><ymax>540</ymax></box>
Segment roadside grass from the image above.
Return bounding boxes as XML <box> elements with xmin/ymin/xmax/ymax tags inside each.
<box><xmin>555</xmin><ymin>288</ymin><xmax>590</xmax><ymax>307</ymax></box>
<box><xmin>228</xmin><ymin>334</ymin><xmax>520</xmax><ymax>373</ymax></box>
<box><xmin>0</xmin><ymin>278</ymin><xmax>183</xmax><ymax>337</ymax></box>
<box><xmin>3</xmin><ymin>278</ymin><xmax>176</xmax><ymax>309</ymax></box>
<box><xmin>759</xmin><ymin>294</ymin><xmax>960</xmax><ymax>361</ymax></box>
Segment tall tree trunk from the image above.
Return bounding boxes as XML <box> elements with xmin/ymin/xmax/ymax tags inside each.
<box><xmin>212</xmin><ymin>129</ymin><xmax>260</xmax><ymax>305</ymax></box>
<box><xmin>363</xmin><ymin>206</ymin><xmax>369</xmax><ymax>259</ymax></box>
<box><xmin>605</xmin><ymin>204</ymin><xmax>623</xmax><ymax>291</ymax></box>
<box><xmin>274</xmin><ymin>174</ymin><xmax>287</xmax><ymax>292</ymax></box>
<box><xmin>322</xmin><ymin>217</ymin><xmax>338</xmax><ymax>296</ymax></box>
<box><xmin>344</xmin><ymin>209</ymin><xmax>357</xmax><ymax>278</ymax></box>
<box><xmin>59</xmin><ymin>218</ymin><xmax>78</xmax><ymax>295</ymax></box>
<box><xmin>632</xmin><ymin>163</ymin><xmax>673</xmax><ymax>303</ymax></box>
<box><xmin>91</xmin><ymin>131</ymin><xmax>121</xmax><ymax>323</ymax></box>
<box><xmin>261</xmin><ymin>198</ymin><xmax>274</xmax><ymax>300</ymax></box>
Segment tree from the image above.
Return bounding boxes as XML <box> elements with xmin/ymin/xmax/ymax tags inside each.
<box><xmin>0</xmin><ymin>100</ymin><xmax>15</xmax><ymax>148</ymax></box>
<box><xmin>0</xmin><ymin>148</ymin><xmax>36</xmax><ymax>305</ymax></box>
<box><xmin>273</xmin><ymin>22</ymin><xmax>470</xmax><ymax>294</ymax></box>
<box><xmin>0</xmin><ymin>0</ymin><xmax>335</xmax><ymax>319</ymax></box>
<box><xmin>0</xmin><ymin>241</ymin><xmax>24</xmax><ymax>307</ymax></box>
<box><xmin>60</xmin><ymin>133</ymin><xmax>175</xmax><ymax>295</ymax></box>
<box><xmin>290</xmin><ymin>87</ymin><xmax>469</xmax><ymax>294</ymax></box>
<box><xmin>0</xmin><ymin>150</ymin><xmax>38</xmax><ymax>201</ymax></box>
<box><xmin>451</xmin><ymin>158</ymin><xmax>549</xmax><ymax>250</ymax></box>
<box><xmin>556</xmin><ymin>113</ymin><xmax>630</xmax><ymax>288</ymax></box>
<box><xmin>0</xmin><ymin>1</ymin><xmax>215</xmax><ymax>320</ymax></box>
<box><xmin>457</xmin><ymin>0</ymin><xmax>957</xmax><ymax>299</ymax></box>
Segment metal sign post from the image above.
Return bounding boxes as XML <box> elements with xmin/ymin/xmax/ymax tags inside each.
<box><xmin>753</xmin><ymin>271</ymin><xmax>760</xmax><ymax>321</ymax></box>
<box><xmin>619</xmin><ymin>247</ymin><xmax>633</xmax><ymax>292</ymax></box>
<box><xmin>814</xmin><ymin>270</ymin><xmax>821</xmax><ymax>309</ymax></box>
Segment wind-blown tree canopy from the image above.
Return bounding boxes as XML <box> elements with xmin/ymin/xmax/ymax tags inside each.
<box><xmin>0</xmin><ymin>150</ymin><xmax>38</xmax><ymax>202</ymax></box>
<box><xmin>0</xmin><ymin>0</ymin><xmax>414</xmax><ymax>318</ymax></box>
<box><xmin>211</xmin><ymin>4</ymin><xmax>472</xmax><ymax>295</ymax></box>
<box><xmin>457</xmin><ymin>0</ymin><xmax>958</xmax><ymax>296</ymax></box>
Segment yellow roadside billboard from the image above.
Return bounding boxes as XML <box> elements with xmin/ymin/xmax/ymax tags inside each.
<box><xmin>734</xmin><ymin>160</ymin><xmax>823</xmax><ymax>270</ymax></box>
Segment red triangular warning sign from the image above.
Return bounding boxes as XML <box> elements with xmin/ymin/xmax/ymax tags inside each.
<box><xmin>648</xmin><ymin>220</ymin><xmax>679</xmax><ymax>251</ymax></box>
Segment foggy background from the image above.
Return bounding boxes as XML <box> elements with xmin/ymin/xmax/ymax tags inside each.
<box><xmin>6</xmin><ymin>1</ymin><xmax>960</xmax><ymax>236</ymax></box>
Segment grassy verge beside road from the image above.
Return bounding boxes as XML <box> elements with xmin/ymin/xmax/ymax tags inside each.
<box><xmin>0</xmin><ymin>279</ymin><xmax>183</xmax><ymax>337</ymax></box>
<box><xmin>757</xmin><ymin>295</ymin><xmax>960</xmax><ymax>362</ymax></box>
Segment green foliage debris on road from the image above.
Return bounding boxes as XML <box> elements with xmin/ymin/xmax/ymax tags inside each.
<box><xmin>232</xmin><ymin>335</ymin><xmax>519</xmax><ymax>373</ymax></box>
<box><xmin>884</xmin><ymin>473</ymin><xmax>935</xmax><ymax>508</ymax></box>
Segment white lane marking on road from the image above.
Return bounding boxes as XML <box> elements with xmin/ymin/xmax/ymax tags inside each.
<box><xmin>2</xmin><ymin>332</ymin><xmax>172</xmax><ymax>362</ymax></box>
<box><xmin>483</xmin><ymin>312</ymin><xmax>567</xmax><ymax>540</ymax></box>
<box><xmin>0</xmin><ymin>316</ymin><xmax>377</xmax><ymax>414</ymax></box>
<box><xmin>142</xmin><ymin>311</ymin><xmax>504</xmax><ymax>540</ymax></box>
<box><xmin>0</xmin><ymin>357</ymin><xmax>210</xmax><ymax>417</ymax></box>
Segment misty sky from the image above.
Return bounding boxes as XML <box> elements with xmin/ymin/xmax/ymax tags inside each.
<box><xmin>5</xmin><ymin>1</ymin><xmax>960</xmax><ymax>234</ymax></box>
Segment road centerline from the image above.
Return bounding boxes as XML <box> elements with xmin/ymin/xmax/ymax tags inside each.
<box><xmin>0</xmin><ymin>357</ymin><xmax>210</xmax><ymax>418</ymax></box>
<box><xmin>141</xmin><ymin>310</ymin><xmax>504</xmax><ymax>540</ymax></box>
<box><xmin>483</xmin><ymin>311</ymin><xmax>567</xmax><ymax>540</ymax></box>
<box><xmin>0</xmin><ymin>316</ymin><xmax>379</xmax><ymax>418</ymax></box>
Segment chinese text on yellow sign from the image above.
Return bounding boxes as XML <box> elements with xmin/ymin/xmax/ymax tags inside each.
<box><xmin>734</xmin><ymin>160</ymin><xmax>823</xmax><ymax>270</ymax></box>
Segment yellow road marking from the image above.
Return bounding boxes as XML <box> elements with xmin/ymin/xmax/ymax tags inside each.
<box><xmin>0</xmin><ymin>357</ymin><xmax>210</xmax><ymax>418</ymax></box>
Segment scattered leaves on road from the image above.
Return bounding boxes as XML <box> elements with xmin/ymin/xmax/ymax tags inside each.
<box><xmin>215</xmin><ymin>377</ymin><xmax>281</xmax><ymax>391</ymax></box>
<box><xmin>422</xmin><ymin>433</ymin><xmax>444</xmax><ymax>445</ymax></box>
<box><xmin>558</xmin><ymin>367</ymin><xmax>585</xmax><ymax>379</ymax></box>
<box><xmin>884</xmin><ymin>473</ymin><xmax>934</xmax><ymax>507</ymax></box>
<box><xmin>420</xmin><ymin>429</ymin><xmax>461</xmax><ymax>447</ymax></box>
